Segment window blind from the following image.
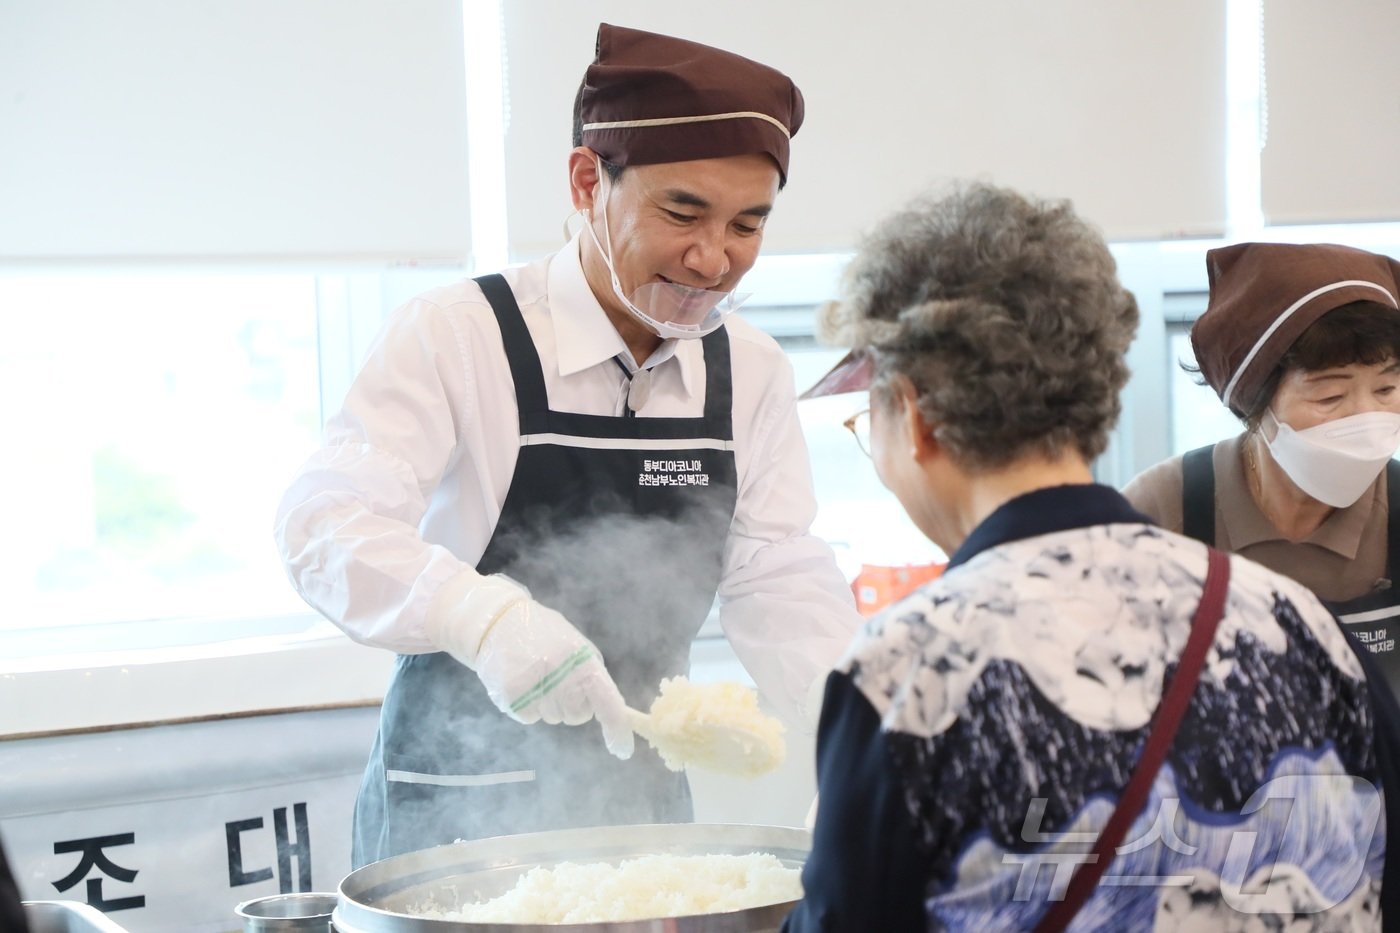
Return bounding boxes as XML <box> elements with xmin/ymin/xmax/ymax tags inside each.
<box><xmin>500</xmin><ymin>0</ymin><xmax>1228</xmax><ymax>260</ymax></box>
<box><xmin>1260</xmin><ymin>0</ymin><xmax>1400</xmax><ymax>225</ymax></box>
<box><xmin>0</xmin><ymin>0</ymin><xmax>473</xmax><ymax>262</ymax></box>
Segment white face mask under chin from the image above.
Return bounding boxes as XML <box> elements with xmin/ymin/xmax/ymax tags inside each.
<box><xmin>1262</xmin><ymin>409</ymin><xmax>1400</xmax><ymax>508</ymax></box>
<box><xmin>582</xmin><ymin>169</ymin><xmax>748</xmax><ymax>340</ymax></box>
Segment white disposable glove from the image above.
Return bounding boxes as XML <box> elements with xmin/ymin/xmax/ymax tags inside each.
<box><xmin>427</xmin><ymin>572</ymin><xmax>635</xmax><ymax>759</ymax></box>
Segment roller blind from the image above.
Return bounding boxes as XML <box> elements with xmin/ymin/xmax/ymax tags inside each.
<box><xmin>0</xmin><ymin>0</ymin><xmax>472</xmax><ymax>262</ymax></box>
<box><xmin>501</xmin><ymin>0</ymin><xmax>1228</xmax><ymax>259</ymax></box>
<box><xmin>1260</xmin><ymin>0</ymin><xmax>1400</xmax><ymax>225</ymax></box>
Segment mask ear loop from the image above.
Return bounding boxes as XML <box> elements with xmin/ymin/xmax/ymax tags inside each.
<box><xmin>599</xmin><ymin>195</ymin><xmax>632</xmax><ymax>303</ymax></box>
<box><xmin>584</xmin><ymin>162</ymin><xmax>632</xmax><ymax>301</ymax></box>
<box><xmin>561</xmin><ymin>155</ymin><xmax>606</xmax><ymax>241</ymax></box>
<box><xmin>1259</xmin><ymin>408</ymin><xmax>1284</xmax><ymax>447</ymax></box>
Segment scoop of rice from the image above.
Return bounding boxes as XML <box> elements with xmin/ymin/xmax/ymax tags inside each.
<box><xmin>645</xmin><ymin>677</ymin><xmax>786</xmax><ymax>777</ymax></box>
<box><xmin>427</xmin><ymin>852</ymin><xmax>801</xmax><ymax>923</ymax></box>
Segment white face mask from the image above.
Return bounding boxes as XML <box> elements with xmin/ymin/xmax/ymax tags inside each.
<box><xmin>582</xmin><ymin>161</ymin><xmax>749</xmax><ymax>340</ymax></box>
<box><xmin>1262</xmin><ymin>409</ymin><xmax>1400</xmax><ymax>508</ymax></box>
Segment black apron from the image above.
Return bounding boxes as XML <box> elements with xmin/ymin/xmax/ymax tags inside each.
<box><xmin>1181</xmin><ymin>444</ymin><xmax>1400</xmax><ymax>699</ymax></box>
<box><xmin>352</xmin><ymin>274</ymin><xmax>739</xmax><ymax>866</ymax></box>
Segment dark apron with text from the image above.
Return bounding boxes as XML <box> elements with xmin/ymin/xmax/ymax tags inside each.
<box><xmin>1181</xmin><ymin>444</ymin><xmax>1400</xmax><ymax>701</ymax></box>
<box><xmin>351</xmin><ymin>274</ymin><xmax>739</xmax><ymax>866</ymax></box>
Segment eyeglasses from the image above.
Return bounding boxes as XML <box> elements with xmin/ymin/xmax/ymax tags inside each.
<box><xmin>843</xmin><ymin>408</ymin><xmax>872</xmax><ymax>458</ymax></box>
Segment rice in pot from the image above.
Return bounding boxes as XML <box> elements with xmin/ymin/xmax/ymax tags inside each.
<box><xmin>414</xmin><ymin>851</ymin><xmax>802</xmax><ymax>923</ymax></box>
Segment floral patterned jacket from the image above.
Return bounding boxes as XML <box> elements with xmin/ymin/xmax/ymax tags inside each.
<box><xmin>784</xmin><ymin>484</ymin><xmax>1388</xmax><ymax>933</ymax></box>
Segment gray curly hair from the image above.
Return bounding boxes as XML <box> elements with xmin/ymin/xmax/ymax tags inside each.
<box><xmin>820</xmin><ymin>182</ymin><xmax>1139</xmax><ymax>469</ymax></box>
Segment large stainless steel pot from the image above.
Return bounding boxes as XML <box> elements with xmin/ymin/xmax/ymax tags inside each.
<box><xmin>23</xmin><ymin>900</ymin><xmax>134</xmax><ymax>933</ymax></box>
<box><xmin>333</xmin><ymin>823</ymin><xmax>809</xmax><ymax>933</ymax></box>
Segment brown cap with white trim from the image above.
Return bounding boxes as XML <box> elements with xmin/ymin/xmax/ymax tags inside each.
<box><xmin>579</xmin><ymin>23</ymin><xmax>805</xmax><ymax>183</ymax></box>
<box><xmin>1192</xmin><ymin>242</ymin><xmax>1400</xmax><ymax>414</ymax></box>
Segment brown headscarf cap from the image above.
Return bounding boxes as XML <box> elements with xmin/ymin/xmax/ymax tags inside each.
<box><xmin>579</xmin><ymin>23</ymin><xmax>804</xmax><ymax>183</ymax></box>
<box><xmin>1192</xmin><ymin>242</ymin><xmax>1400</xmax><ymax>414</ymax></box>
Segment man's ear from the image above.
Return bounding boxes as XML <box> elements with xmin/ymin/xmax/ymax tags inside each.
<box><xmin>567</xmin><ymin>147</ymin><xmax>603</xmax><ymax>213</ymax></box>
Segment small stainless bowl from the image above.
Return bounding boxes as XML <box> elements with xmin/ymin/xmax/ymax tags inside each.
<box><xmin>235</xmin><ymin>892</ymin><xmax>338</xmax><ymax>932</ymax></box>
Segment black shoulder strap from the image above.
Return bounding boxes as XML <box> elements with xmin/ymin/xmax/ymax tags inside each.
<box><xmin>698</xmin><ymin>326</ymin><xmax>734</xmax><ymax>440</ymax></box>
<box><xmin>1386</xmin><ymin>459</ymin><xmax>1400</xmax><ymax>585</ymax></box>
<box><xmin>1034</xmin><ymin>547</ymin><xmax>1232</xmax><ymax>932</ymax></box>
<box><xmin>475</xmin><ymin>273</ymin><xmax>550</xmax><ymax>432</ymax></box>
<box><xmin>1181</xmin><ymin>444</ymin><xmax>1217</xmax><ymax>547</ymax></box>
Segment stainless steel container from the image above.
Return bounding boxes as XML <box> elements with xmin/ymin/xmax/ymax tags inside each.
<box><xmin>237</xmin><ymin>892</ymin><xmax>339</xmax><ymax>931</ymax></box>
<box><xmin>23</xmin><ymin>900</ymin><xmax>134</xmax><ymax>933</ymax></box>
<box><xmin>333</xmin><ymin>823</ymin><xmax>810</xmax><ymax>933</ymax></box>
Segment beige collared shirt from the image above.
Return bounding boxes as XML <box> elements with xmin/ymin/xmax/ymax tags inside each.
<box><xmin>1122</xmin><ymin>433</ymin><xmax>1391</xmax><ymax>604</ymax></box>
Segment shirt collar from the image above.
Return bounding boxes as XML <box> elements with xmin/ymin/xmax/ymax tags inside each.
<box><xmin>1216</xmin><ymin>433</ymin><xmax>1377</xmax><ymax>559</ymax></box>
<box><xmin>547</xmin><ymin>234</ymin><xmax>701</xmax><ymax>395</ymax></box>
<box><xmin>946</xmin><ymin>483</ymin><xmax>1155</xmax><ymax>572</ymax></box>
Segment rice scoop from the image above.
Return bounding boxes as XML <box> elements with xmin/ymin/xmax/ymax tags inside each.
<box><xmin>627</xmin><ymin>677</ymin><xmax>786</xmax><ymax>777</ymax></box>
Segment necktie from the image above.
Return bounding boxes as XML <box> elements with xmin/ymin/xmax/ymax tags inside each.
<box><xmin>614</xmin><ymin>357</ymin><xmax>652</xmax><ymax>415</ymax></box>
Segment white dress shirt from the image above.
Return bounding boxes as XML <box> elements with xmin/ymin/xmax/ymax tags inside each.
<box><xmin>275</xmin><ymin>235</ymin><xmax>861</xmax><ymax>725</ymax></box>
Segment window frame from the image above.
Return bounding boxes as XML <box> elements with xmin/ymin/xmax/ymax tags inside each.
<box><xmin>8</xmin><ymin>234</ymin><xmax>1400</xmax><ymax>737</ymax></box>
<box><xmin>0</xmin><ymin>265</ymin><xmax>454</xmax><ymax>737</ymax></box>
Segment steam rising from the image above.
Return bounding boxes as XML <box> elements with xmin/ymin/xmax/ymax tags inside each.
<box><xmin>373</xmin><ymin>492</ymin><xmax>738</xmax><ymax>863</ymax></box>
<box><xmin>487</xmin><ymin>490</ymin><xmax>732</xmax><ymax>693</ymax></box>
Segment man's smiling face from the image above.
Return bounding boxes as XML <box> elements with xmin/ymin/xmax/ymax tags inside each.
<box><xmin>579</xmin><ymin>151</ymin><xmax>780</xmax><ymax>336</ymax></box>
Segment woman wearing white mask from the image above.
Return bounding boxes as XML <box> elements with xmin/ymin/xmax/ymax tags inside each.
<box><xmin>1125</xmin><ymin>242</ymin><xmax>1400</xmax><ymax>696</ymax></box>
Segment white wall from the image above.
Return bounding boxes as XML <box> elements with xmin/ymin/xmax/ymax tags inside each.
<box><xmin>1260</xmin><ymin>0</ymin><xmax>1400</xmax><ymax>225</ymax></box>
<box><xmin>0</xmin><ymin>0</ymin><xmax>473</xmax><ymax>263</ymax></box>
<box><xmin>502</xmin><ymin>0</ymin><xmax>1229</xmax><ymax>260</ymax></box>
<box><xmin>7</xmin><ymin>2</ymin><xmax>1397</xmax><ymax>262</ymax></box>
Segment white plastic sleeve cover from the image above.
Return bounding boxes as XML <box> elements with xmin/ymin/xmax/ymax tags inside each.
<box><xmin>424</xmin><ymin>571</ymin><xmax>531</xmax><ymax>667</ymax></box>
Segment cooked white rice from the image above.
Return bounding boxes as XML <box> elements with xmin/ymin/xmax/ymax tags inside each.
<box><xmin>644</xmin><ymin>677</ymin><xmax>786</xmax><ymax>777</ymax></box>
<box><xmin>418</xmin><ymin>852</ymin><xmax>801</xmax><ymax>923</ymax></box>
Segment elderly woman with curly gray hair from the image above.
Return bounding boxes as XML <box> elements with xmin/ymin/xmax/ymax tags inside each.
<box><xmin>782</xmin><ymin>182</ymin><xmax>1393</xmax><ymax>932</ymax></box>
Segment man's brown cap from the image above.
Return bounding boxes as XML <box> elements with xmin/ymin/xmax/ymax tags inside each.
<box><xmin>578</xmin><ymin>23</ymin><xmax>804</xmax><ymax>184</ymax></box>
<box><xmin>1193</xmin><ymin>242</ymin><xmax>1400</xmax><ymax>414</ymax></box>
